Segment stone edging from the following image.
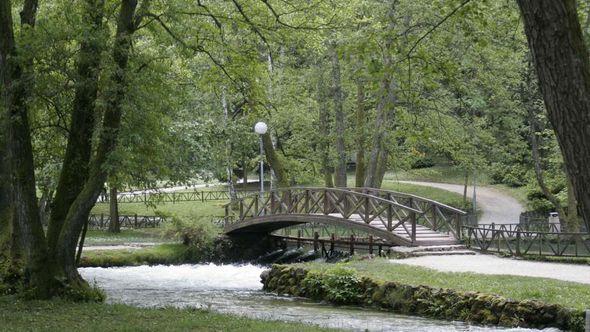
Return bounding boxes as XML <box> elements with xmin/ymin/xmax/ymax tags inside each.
<box><xmin>261</xmin><ymin>265</ymin><xmax>584</xmax><ymax>331</ymax></box>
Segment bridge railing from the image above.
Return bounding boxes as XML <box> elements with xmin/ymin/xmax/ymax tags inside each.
<box><xmin>224</xmin><ymin>187</ymin><xmax>430</xmax><ymax>243</ymax></box>
<box><xmin>345</xmin><ymin>188</ymin><xmax>467</xmax><ymax>239</ymax></box>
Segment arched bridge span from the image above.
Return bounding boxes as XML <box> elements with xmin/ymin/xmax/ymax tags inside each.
<box><xmin>223</xmin><ymin>187</ymin><xmax>467</xmax><ymax>247</ymax></box>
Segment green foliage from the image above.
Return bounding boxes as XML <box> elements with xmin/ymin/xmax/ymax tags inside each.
<box><xmin>302</xmin><ymin>266</ymin><xmax>362</xmax><ymax>304</ymax></box>
<box><xmin>79</xmin><ymin>244</ymin><xmax>191</xmax><ymax>268</ymax></box>
<box><xmin>0</xmin><ymin>296</ymin><xmax>332</xmax><ymax>332</ymax></box>
<box><xmin>299</xmin><ymin>259</ymin><xmax>590</xmax><ymax>311</ymax></box>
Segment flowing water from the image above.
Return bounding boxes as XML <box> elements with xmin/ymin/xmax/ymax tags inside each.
<box><xmin>79</xmin><ymin>264</ymin><xmax>556</xmax><ymax>332</ymax></box>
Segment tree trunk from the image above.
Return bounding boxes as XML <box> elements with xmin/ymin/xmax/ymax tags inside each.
<box><xmin>463</xmin><ymin>171</ymin><xmax>469</xmax><ymax>205</ymax></box>
<box><xmin>0</xmin><ymin>0</ymin><xmax>51</xmax><ymax>297</ymax></box>
<box><xmin>330</xmin><ymin>41</ymin><xmax>347</xmax><ymax>187</ymax></box>
<box><xmin>47</xmin><ymin>0</ymin><xmax>106</xmax><ymax>255</ymax></box>
<box><xmin>529</xmin><ymin>107</ymin><xmax>568</xmax><ymax>222</ymax></box>
<box><xmin>364</xmin><ymin>5</ymin><xmax>397</xmax><ymax>189</ymax></box>
<box><xmin>242</xmin><ymin>158</ymin><xmax>248</xmax><ymax>190</ymax></box>
<box><xmin>55</xmin><ymin>0</ymin><xmax>139</xmax><ymax>283</ymax></box>
<box><xmin>566</xmin><ymin>171</ymin><xmax>581</xmax><ymax>231</ymax></box>
<box><xmin>354</xmin><ymin>80</ymin><xmax>367</xmax><ymax>188</ymax></box>
<box><xmin>261</xmin><ymin>132</ymin><xmax>289</xmax><ymax>188</ymax></box>
<box><xmin>108</xmin><ymin>186</ymin><xmax>120</xmax><ymax>233</ymax></box>
<box><xmin>517</xmin><ymin>0</ymin><xmax>590</xmax><ymax>232</ymax></box>
<box><xmin>317</xmin><ymin>67</ymin><xmax>334</xmax><ymax>188</ymax></box>
<box><xmin>364</xmin><ymin>76</ymin><xmax>396</xmax><ymax>189</ymax></box>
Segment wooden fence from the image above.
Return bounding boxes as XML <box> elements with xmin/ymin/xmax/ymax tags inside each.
<box><xmin>97</xmin><ymin>190</ymin><xmax>258</xmax><ymax>204</ymax></box>
<box><xmin>88</xmin><ymin>214</ymin><xmax>166</xmax><ymax>229</ymax></box>
<box><xmin>463</xmin><ymin>223</ymin><xmax>590</xmax><ymax>257</ymax></box>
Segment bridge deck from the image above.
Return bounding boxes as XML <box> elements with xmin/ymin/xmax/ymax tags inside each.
<box><xmin>328</xmin><ymin>213</ymin><xmax>458</xmax><ymax>246</ymax></box>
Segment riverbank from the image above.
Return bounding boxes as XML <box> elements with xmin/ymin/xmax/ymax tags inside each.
<box><xmin>262</xmin><ymin>259</ymin><xmax>588</xmax><ymax>330</ymax></box>
<box><xmin>0</xmin><ymin>295</ymin><xmax>331</xmax><ymax>332</ymax></box>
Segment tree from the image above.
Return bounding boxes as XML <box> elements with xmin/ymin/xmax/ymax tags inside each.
<box><xmin>517</xmin><ymin>0</ymin><xmax>590</xmax><ymax>231</ymax></box>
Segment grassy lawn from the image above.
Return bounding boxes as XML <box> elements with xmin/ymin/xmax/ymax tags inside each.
<box><xmin>80</xmin><ymin>244</ymin><xmax>191</xmax><ymax>267</ymax></box>
<box><xmin>91</xmin><ymin>200</ymin><xmax>227</xmax><ymax>218</ymax></box>
<box><xmin>0</xmin><ymin>296</ymin><xmax>331</xmax><ymax>332</ymax></box>
<box><xmin>384</xmin><ymin>165</ymin><xmax>492</xmax><ymax>185</ymax></box>
<box><xmin>84</xmin><ymin>229</ymin><xmax>168</xmax><ymax>245</ymax></box>
<box><xmin>380</xmin><ymin>181</ymin><xmax>470</xmax><ymax>210</ymax></box>
<box><xmin>298</xmin><ymin>258</ymin><xmax>590</xmax><ymax>311</ymax></box>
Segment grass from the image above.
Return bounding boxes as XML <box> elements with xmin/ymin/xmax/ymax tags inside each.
<box><xmin>80</xmin><ymin>244</ymin><xmax>192</xmax><ymax>267</ymax></box>
<box><xmin>91</xmin><ymin>200</ymin><xmax>227</xmax><ymax>218</ymax></box>
<box><xmin>0</xmin><ymin>296</ymin><xmax>332</xmax><ymax>332</ymax></box>
<box><xmin>384</xmin><ymin>165</ymin><xmax>492</xmax><ymax>185</ymax></box>
<box><xmin>380</xmin><ymin>181</ymin><xmax>470</xmax><ymax>210</ymax></box>
<box><xmin>489</xmin><ymin>184</ymin><xmax>529</xmax><ymax>206</ymax></box>
<box><xmin>297</xmin><ymin>258</ymin><xmax>590</xmax><ymax>311</ymax></box>
<box><xmin>84</xmin><ymin>229</ymin><xmax>168</xmax><ymax>246</ymax></box>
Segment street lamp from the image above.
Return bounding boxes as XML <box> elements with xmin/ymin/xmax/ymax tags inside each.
<box><xmin>254</xmin><ymin>122</ymin><xmax>267</xmax><ymax>197</ymax></box>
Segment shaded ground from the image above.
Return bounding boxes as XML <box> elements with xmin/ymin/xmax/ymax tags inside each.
<box><xmin>397</xmin><ymin>181</ymin><xmax>524</xmax><ymax>224</ymax></box>
<box><xmin>390</xmin><ymin>254</ymin><xmax>590</xmax><ymax>285</ymax></box>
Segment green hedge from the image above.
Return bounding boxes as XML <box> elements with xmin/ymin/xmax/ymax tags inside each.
<box><xmin>261</xmin><ymin>265</ymin><xmax>585</xmax><ymax>331</ymax></box>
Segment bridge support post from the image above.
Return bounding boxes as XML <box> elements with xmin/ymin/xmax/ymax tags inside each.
<box><xmin>411</xmin><ymin>211</ymin><xmax>417</xmax><ymax>244</ymax></box>
<box><xmin>455</xmin><ymin>213</ymin><xmax>462</xmax><ymax>240</ymax></box>
<box><xmin>330</xmin><ymin>234</ymin><xmax>335</xmax><ymax>253</ymax></box>
<box><xmin>313</xmin><ymin>232</ymin><xmax>319</xmax><ymax>252</ymax></box>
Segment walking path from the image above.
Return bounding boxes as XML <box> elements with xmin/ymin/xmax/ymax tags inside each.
<box><xmin>390</xmin><ymin>254</ymin><xmax>590</xmax><ymax>284</ymax></box>
<box><xmin>397</xmin><ymin>181</ymin><xmax>524</xmax><ymax>224</ymax></box>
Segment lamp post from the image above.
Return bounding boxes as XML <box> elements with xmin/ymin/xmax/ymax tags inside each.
<box><xmin>254</xmin><ymin>122</ymin><xmax>268</xmax><ymax>198</ymax></box>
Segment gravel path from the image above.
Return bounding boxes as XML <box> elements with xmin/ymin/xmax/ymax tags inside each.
<box><xmin>390</xmin><ymin>254</ymin><xmax>590</xmax><ymax>284</ymax></box>
<box><xmin>397</xmin><ymin>181</ymin><xmax>524</xmax><ymax>224</ymax></box>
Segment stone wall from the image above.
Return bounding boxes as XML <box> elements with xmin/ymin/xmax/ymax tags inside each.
<box><xmin>261</xmin><ymin>265</ymin><xmax>585</xmax><ymax>331</ymax></box>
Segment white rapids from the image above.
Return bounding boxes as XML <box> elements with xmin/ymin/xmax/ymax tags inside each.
<box><xmin>79</xmin><ymin>264</ymin><xmax>556</xmax><ymax>332</ymax></box>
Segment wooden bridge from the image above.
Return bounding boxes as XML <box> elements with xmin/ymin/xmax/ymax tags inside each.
<box><xmin>223</xmin><ymin>187</ymin><xmax>467</xmax><ymax>247</ymax></box>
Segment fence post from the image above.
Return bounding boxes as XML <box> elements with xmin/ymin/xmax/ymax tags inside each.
<box><xmin>369</xmin><ymin>235</ymin><xmax>373</xmax><ymax>255</ymax></box>
<box><xmin>134</xmin><ymin>214</ymin><xmax>138</xmax><ymax>227</ymax></box>
<box><xmin>304</xmin><ymin>189</ymin><xmax>310</xmax><ymax>213</ymax></box>
<box><xmin>239</xmin><ymin>200</ymin><xmax>244</xmax><ymax>220</ymax></box>
<box><xmin>313</xmin><ymin>232</ymin><xmax>319</xmax><ymax>252</ymax></box>
<box><xmin>515</xmin><ymin>229</ymin><xmax>521</xmax><ymax>256</ymax></box>
<box><xmin>350</xmin><ymin>235</ymin><xmax>355</xmax><ymax>255</ymax></box>
<box><xmin>387</xmin><ymin>193</ymin><xmax>393</xmax><ymax>231</ymax></box>
<box><xmin>323</xmin><ymin>189</ymin><xmax>329</xmax><ymax>215</ymax></box>
<box><xmin>100</xmin><ymin>213</ymin><xmax>104</xmax><ymax>228</ymax></box>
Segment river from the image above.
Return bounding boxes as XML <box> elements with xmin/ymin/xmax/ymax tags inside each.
<box><xmin>79</xmin><ymin>264</ymin><xmax>556</xmax><ymax>332</ymax></box>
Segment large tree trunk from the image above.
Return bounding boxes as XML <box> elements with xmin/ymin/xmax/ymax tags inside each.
<box><xmin>517</xmin><ymin>0</ymin><xmax>590</xmax><ymax>232</ymax></box>
<box><xmin>55</xmin><ymin>0</ymin><xmax>139</xmax><ymax>283</ymax></box>
<box><xmin>261</xmin><ymin>132</ymin><xmax>289</xmax><ymax>188</ymax></box>
<box><xmin>47</xmin><ymin>0</ymin><xmax>106</xmax><ymax>255</ymax></box>
<box><xmin>364</xmin><ymin>5</ymin><xmax>397</xmax><ymax>189</ymax></box>
<box><xmin>330</xmin><ymin>41</ymin><xmax>347</xmax><ymax>187</ymax></box>
<box><xmin>354</xmin><ymin>80</ymin><xmax>367</xmax><ymax>187</ymax></box>
<box><xmin>108</xmin><ymin>186</ymin><xmax>120</xmax><ymax>233</ymax></box>
<box><xmin>317</xmin><ymin>67</ymin><xmax>334</xmax><ymax>187</ymax></box>
<box><xmin>0</xmin><ymin>0</ymin><xmax>51</xmax><ymax>297</ymax></box>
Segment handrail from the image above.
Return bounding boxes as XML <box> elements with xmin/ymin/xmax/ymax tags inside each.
<box><xmin>222</xmin><ymin>187</ymin><xmax>422</xmax><ymax>214</ymax></box>
<box><xmin>463</xmin><ymin>224</ymin><xmax>589</xmax><ymax>236</ymax></box>
<box><xmin>348</xmin><ymin>187</ymin><xmax>467</xmax><ymax>215</ymax></box>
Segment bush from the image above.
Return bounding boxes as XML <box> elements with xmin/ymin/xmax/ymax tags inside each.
<box><xmin>302</xmin><ymin>266</ymin><xmax>362</xmax><ymax>304</ymax></box>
